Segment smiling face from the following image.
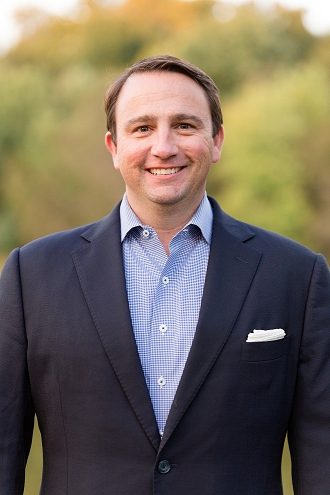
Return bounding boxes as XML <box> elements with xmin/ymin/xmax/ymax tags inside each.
<box><xmin>105</xmin><ymin>71</ymin><xmax>224</xmax><ymax>218</ymax></box>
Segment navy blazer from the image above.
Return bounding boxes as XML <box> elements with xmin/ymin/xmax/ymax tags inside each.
<box><xmin>1</xmin><ymin>197</ymin><xmax>330</xmax><ymax>494</ymax></box>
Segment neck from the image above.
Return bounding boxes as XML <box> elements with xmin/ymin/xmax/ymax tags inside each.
<box><xmin>126</xmin><ymin>194</ymin><xmax>204</xmax><ymax>255</ymax></box>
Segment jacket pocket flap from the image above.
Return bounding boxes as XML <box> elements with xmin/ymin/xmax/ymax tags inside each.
<box><xmin>241</xmin><ymin>335</ymin><xmax>291</xmax><ymax>362</ymax></box>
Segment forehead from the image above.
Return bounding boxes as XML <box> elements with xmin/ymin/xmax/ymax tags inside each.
<box><xmin>115</xmin><ymin>71</ymin><xmax>211</xmax><ymax>121</ymax></box>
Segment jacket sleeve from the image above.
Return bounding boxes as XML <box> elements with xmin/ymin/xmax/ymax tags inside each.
<box><xmin>288</xmin><ymin>253</ymin><xmax>330</xmax><ymax>494</ymax></box>
<box><xmin>0</xmin><ymin>249</ymin><xmax>35</xmax><ymax>495</ymax></box>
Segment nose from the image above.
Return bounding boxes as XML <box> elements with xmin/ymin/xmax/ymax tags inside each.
<box><xmin>151</xmin><ymin>129</ymin><xmax>179</xmax><ymax>160</ymax></box>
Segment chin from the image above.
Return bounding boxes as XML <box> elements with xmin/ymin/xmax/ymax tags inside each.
<box><xmin>148</xmin><ymin>192</ymin><xmax>187</xmax><ymax>207</ymax></box>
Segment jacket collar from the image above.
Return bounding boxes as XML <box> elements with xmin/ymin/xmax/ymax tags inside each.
<box><xmin>80</xmin><ymin>197</ymin><xmax>256</xmax><ymax>246</ymax></box>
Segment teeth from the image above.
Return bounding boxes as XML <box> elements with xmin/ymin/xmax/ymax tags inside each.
<box><xmin>149</xmin><ymin>167</ymin><xmax>182</xmax><ymax>175</ymax></box>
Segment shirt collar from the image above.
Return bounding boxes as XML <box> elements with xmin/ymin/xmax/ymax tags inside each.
<box><xmin>120</xmin><ymin>192</ymin><xmax>213</xmax><ymax>245</ymax></box>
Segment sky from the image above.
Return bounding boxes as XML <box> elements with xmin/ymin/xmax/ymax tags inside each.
<box><xmin>0</xmin><ymin>0</ymin><xmax>329</xmax><ymax>54</ymax></box>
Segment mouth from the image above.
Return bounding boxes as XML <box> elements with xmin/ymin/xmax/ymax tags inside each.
<box><xmin>148</xmin><ymin>167</ymin><xmax>183</xmax><ymax>176</ymax></box>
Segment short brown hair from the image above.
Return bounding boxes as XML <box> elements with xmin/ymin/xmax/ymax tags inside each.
<box><xmin>104</xmin><ymin>55</ymin><xmax>223</xmax><ymax>145</ymax></box>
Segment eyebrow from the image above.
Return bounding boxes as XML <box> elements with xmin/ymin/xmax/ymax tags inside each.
<box><xmin>125</xmin><ymin>115</ymin><xmax>154</xmax><ymax>129</ymax></box>
<box><xmin>173</xmin><ymin>114</ymin><xmax>205</xmax><ymax>127</ymax></box>
<box><xmin>124</xmin><ymin>113</ymin><xmax>206</xmax><ymax>130</ymax></box>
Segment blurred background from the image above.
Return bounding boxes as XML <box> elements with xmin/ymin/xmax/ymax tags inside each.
<box><xmin>0</xmin><ymin>0</ymin><xmax>330</xmax><ymax>493</ymax></box>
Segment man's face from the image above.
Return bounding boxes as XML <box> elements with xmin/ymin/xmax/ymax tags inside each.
<box><xmin>106</xmin><ymin>71</ymin><xmax>224</xmax><ymax>213</ymax></box>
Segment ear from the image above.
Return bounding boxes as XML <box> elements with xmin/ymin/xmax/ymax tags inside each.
<box><xmin>105</xmin><ymin>131</ymin><xmax>119</xmax><ymax>170</ymax></box>
<box><xmin>212</xmin><ymin>125</ymin><xmax>225</xmax><ymax>163</ymax></box>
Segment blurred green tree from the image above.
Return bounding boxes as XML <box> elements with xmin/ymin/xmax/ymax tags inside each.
<box><xmin>208</xmin><ymin>62</ymin><xmax>330</xmax><ymax>252</ymax></box>
<box><xmin>0</xmin><ymin>63</ymin><xmax>125</xmax><ymax>248</ymax></box>
<box><xmin>0</xmin><ymin>0</ymin><xmax>329</xmax><ymax>259</ymax></box>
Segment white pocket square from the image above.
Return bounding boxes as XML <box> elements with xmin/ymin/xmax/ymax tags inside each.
<box><xmin>246</xmin><ymin>328</ymin><xmax>286</xmax><ymax>342</ymax></box>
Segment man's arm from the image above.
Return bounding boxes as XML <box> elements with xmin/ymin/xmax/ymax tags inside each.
<box><xmin>288</xmin><ymin>253</ymin><xmax>330</xmax><ymax>493</ymax></box>
<box><xmin>0</xmin><ymin>249</ymin><xmax>34</xmax><ymax>494</ymax></box>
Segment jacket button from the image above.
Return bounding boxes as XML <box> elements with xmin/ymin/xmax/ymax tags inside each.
<box><xmin>158</xmin><ymin>460</ymin><xmax>171</xmax><ymax>474</ymax></box>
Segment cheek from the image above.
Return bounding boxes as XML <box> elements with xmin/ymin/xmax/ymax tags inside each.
<box><xmin>181</xmin><ymin>134</ymin><xmax>213</xmax><ymax>158</ymax></box>
<box><xmin>117</xmin><ymin>143</ymin><xmax>147</xmax><ymax>172</ymax></box>
<box><xmin>185</xmin><ymin>142</ymin><xmax>213</xmax><ymax>166</ymax></box>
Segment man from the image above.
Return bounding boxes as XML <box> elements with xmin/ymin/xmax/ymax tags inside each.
<box><xmin>0</xmin><ymin>55</ymin><xmax>330</xmax><ymax>494</ymax></box>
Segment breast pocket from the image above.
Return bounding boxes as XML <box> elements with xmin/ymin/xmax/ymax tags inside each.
<box><xmin>241</xmin><ymin>335</ymin><xmax>291</xmax><ymax>362</ymax></box>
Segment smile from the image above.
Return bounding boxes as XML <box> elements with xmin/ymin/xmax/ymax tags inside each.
<box><xmin>149</xmin><ymin>167</ymin><xmax>182</xmax><ymax>175</ymax></box>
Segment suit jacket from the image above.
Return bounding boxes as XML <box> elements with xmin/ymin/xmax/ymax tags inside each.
<box><xmin>1</xmin><ymin>197</ymin><xmax>330</xmax><ymax>495</ymax></box>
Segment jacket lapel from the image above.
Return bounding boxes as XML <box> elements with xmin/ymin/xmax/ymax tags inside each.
<box><xmin>71</xmin><ymin>199</ymin><xmax>262</xmax><ymax>451</ymax></box>
<box><xmin>160</xmin><ymin>199</ymin><xmax>262</xmax><ymax>446</ymax></box>
<box><xmin>72</xmin><ymin>204</ymin><xmax>160</xmax><ymax>451</ymax></box>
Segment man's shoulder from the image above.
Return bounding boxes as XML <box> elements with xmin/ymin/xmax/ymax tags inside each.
<box><xmin>19</xmin><ymin>202</ymin><xmax>121</xmax><ymax>260</ymax></box>
<box><xmin>209</xmin><ymin>196</ymin><xmax>318</xmax><ymax>263</ymax></box>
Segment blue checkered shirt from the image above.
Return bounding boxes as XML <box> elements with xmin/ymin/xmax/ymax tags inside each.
<box><xmin>120</xmin><ymin>193</ymin><xmax>213</xmax><ymax>435</ymax></box>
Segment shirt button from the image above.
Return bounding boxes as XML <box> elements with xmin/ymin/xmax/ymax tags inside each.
<box><xmin>158</xmin><ymin>376</ymin><xmax>166</xmax><ymax>387</ymax></box>
<box><xmin>159</xmin><ymin>324</ymin><xmax>167</xmax><ymax>334</ymax></box>
<box><xmin>142</xmin><ymin>229</ymin><xmax>149</xmax><ymax>237</ymax></box>
<box><xmin>162</xmin><ymin>276</ymin><xmax>169</xmax><ymax>285</ymax></box>
<box><xmin>158</xmin><ymin>460</ymin><xmax>171</xmax><ymax>474</ymax></box>
<box><xmin>159</xmin><ymin>430</ymin><xmax>163</xmax><ymax>437</ymax></box>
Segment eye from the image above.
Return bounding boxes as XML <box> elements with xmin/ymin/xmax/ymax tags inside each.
<box><xmin>178</xmin><ymin>123</ymin><xmax>192</xmax><ymax>130</ymax></box>
<box><xmin>137</xmin><ymin>126</ymin><xmax>150</xmax><ymax>133</ymax></box>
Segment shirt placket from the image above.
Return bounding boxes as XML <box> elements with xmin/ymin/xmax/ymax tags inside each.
<box><xmin>149</xmin><ymin>232</ymin><xmax>190</xmax><ymax>434</ymax></box>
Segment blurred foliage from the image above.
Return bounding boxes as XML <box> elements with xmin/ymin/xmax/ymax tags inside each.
<box><xmin>208</xmin><ymin>63</ymin><xmax>330</xmax><ymax>248</ymax></box>
<box><xmin>0</xmin><ymin>64</ymin><xmax>124</xmax><ymax>245</ymax></box>
<box><xmin>0</xmin><ymin>0</ymin><xmax>329</xmax><ymax>258</ymax></box>
<box><xmin>1</xmin><ymin>0</ymin><xmax>329</xmax><ymax>492</ymax></box>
